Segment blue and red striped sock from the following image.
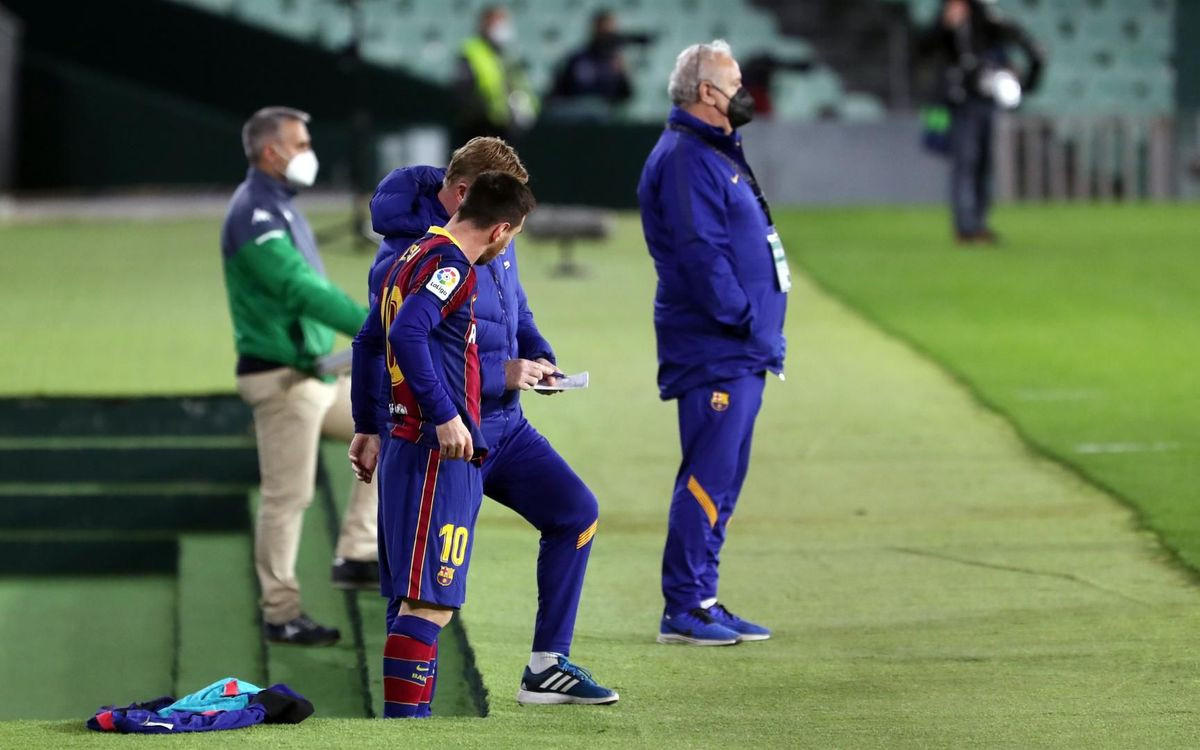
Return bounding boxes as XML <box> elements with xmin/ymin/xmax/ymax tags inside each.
<box><xmin>416</xmin><ymin>641</ymin><xmax>438</xmax><ymax>718</ymax></box>
<box><xmin>383</xmin><ymin>615</ymin><xmax>442</xmax><ymax>719</ymax></box>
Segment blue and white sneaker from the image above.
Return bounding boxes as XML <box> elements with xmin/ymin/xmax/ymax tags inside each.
<box><xmin>517</xmin><ymin>656</ymin><xmax>619</xmax><ymax>705</ymax></box>
<box><xmin>706</xmin><ymin>602</ymin><xmax>771</xmax><ymax>641</ymax></box>
<box><xmin>657</xmin><ymin>608</ymin><xmax>740</xmax><ymax>646</ymax></box>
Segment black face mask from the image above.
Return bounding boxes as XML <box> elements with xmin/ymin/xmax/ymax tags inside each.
<box><xmin>712</xmin><ymin>84</ymin><xmax>756</xmax><ymax>129</ymax></box>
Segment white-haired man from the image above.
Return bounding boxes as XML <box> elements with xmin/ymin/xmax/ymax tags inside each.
<box><xmin>637</xmin><ymin>41</ymin><xmax>788</xmax><ymax>646</ymax></box>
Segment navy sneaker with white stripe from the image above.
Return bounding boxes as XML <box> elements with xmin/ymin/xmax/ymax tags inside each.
<box><xmin>706</xmin><ymin>602</ymin><xmax>771</xmax><ymax>641</ymax></box>
<box><xmin>516</xmin><ymin>656</ymin><xmax>619</xmax><ymax>705</ymax></box>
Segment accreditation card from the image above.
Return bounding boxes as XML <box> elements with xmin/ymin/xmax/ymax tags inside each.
<box><xmin>767</xmin><ymin>228</ymin><xmax>791</xmax><ymax>293</ymax></box>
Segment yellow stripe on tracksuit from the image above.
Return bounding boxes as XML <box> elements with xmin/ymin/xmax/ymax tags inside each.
<box><xmin>687</xmin><ymin>476</ymin><xmax>718</xmax><ymax>528</ymax></box>
<box><xmin>576</xmin><ymin>520</ymin><xmax>598</xmax><ymax>549</ymax></box>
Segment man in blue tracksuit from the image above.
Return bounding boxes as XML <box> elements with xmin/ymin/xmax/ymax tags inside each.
<box><xmin>359</xmin><ymin>137</ymin><xmax>616</xmax><ymax>704</ymax></box>
<box><xmin>638</xmin><ymin>40</ymin><xmax>788</xmax><ymax>646</ymax></box>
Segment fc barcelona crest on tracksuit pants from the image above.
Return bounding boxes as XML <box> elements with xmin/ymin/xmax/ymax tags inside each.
<box><xmin>661</xmin><ymin>372</ymin><xmax>766</xmax><ymax>614</ymax></box>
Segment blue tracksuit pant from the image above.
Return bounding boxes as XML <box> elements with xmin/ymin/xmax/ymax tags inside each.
<box><xmin>662</xmin><ymin>372</ymin><xmax>766</xmax><ymax>615</ymax></box>
<box><xmin>386</xmin><ymin>411</ymin><xmax>598</xmax><ymax>656</ymax></box>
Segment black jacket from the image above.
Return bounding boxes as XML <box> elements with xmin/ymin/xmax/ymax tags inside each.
<box><xmin>917</xmin><ymin>1</ymin><xmax>1045</xmax><ymax>105</ymax></box>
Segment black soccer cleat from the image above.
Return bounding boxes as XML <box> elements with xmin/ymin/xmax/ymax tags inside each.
<box><xmin>264</xmin><ymin>613</ymin><xmax>340</xmax><ymax>647</ymax></box>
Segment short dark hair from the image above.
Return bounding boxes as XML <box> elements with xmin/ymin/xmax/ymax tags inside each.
<box><xmin>456</xmin><ymin>171</ymin><xmax>536</xmax><ymax>229</ymax></box>
<box><xmin>242</xmin><ymin>106</ymin><xmax>310</xmax><ymax>162</ymax></box>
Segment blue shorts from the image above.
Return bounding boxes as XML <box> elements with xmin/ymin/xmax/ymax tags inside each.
<box><xmin>377</xmin><ymin>438</ymin><xmax>483</xmax><ymax>608</ymax></box>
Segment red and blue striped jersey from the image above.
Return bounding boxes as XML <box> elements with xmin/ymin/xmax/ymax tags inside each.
<box><xmin>368</xmin><ymin>226</ymin><xmax>485</xmax><ymax>457</ymax></box>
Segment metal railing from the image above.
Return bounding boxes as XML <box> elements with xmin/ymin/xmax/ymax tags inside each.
<box><xmin>994</xmin><ymin>113</ymin><xmax>1175</xmax><ymax>202</ymax></box>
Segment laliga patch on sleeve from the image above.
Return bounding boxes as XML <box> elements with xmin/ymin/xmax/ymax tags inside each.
<box><xmin>425</xmin><ymin>266</ymin><xmax>461</xmax><ymax>300</ymax></box>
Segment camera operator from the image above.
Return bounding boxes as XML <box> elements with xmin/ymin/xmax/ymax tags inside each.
<box><xmin>919</xmin><ymin>0</ymin><xmax>1045</xmax><ymax>245</ymax></box>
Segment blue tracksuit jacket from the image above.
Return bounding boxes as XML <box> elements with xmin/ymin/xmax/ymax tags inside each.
<box><xmin>637</xmin><ymin>107</ymin><xmax>787</xmax><ymax>400</ymax></box>
<box><xmin>364</xmin><ymin>166</ymin><xmax>554</xmax><ymax>439</ymax></box>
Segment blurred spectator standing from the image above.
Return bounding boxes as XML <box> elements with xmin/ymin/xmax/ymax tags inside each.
<box><xmin>455</xmin><ymin>6</ymin><xmax>539</xmax><ymax>142</ymax></box>
<box><xmin>918</xmin><ymin>0</ymin><xmax>1044</xmax><ymax>244</ymax></box>
<box><xmin>545</xmin><ymin>10</ymin><xmax>650</xmax><ymax>122</ymax></box>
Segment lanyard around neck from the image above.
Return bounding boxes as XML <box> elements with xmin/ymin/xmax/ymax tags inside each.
<box><xmin>667</xmin><ymin>122</ymin><xmax>774</xmax><ymax>225</ymax></box>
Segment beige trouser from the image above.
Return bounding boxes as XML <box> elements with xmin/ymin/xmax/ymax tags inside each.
<box><xmin>237</xmin><ymin>369</ymin><xmax>378</xmax><ymax>625</ymax></box>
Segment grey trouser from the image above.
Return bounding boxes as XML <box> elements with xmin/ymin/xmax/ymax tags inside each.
<box><xmin>949</xmin><ymin>98</ymin><xmax>996</xmax><ymax>236</ymax></box>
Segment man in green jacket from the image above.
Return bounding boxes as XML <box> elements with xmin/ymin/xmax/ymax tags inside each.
<box><xmin>221</xmin><ymin>106</ymin><xmax>376</xmax><ymax>646</ymax></box>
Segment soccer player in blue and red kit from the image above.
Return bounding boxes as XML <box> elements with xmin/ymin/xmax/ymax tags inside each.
<box><xmin>362</xmin><ymin>137</ymin><xmax>617</xmax><ymax>706</ymax></box>
<box><xmin>347</xmin><ymin>172</ymin><xmax>535</xmax><ymax>718</ymax></box>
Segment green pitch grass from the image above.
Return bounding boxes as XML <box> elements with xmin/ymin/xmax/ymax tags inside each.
<box><xmin>777</xmin><ymin>204</ymin><xmax>1200</xmax><ymax>576</ymax></box>
<box><xmin>1</xmin><ymin>207</ymin><xmax>1199</xmax><ymax>747</ymax></box>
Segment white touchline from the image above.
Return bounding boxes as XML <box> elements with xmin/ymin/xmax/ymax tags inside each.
<box><xmin>1014</xmin><ymin>388</ymin><xmax>1101</xmax><ymax>402</ymax></box>
<box><xmin>1073</xmin><ymin>441</ymin><xmax>1180</xmax><ymax>455</ymax></box>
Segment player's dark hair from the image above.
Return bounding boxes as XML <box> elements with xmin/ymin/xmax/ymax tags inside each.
<box><xmin>456</xmin><ymin>171</ymin><xmax>536</xmax><ymax>229</ymax></box>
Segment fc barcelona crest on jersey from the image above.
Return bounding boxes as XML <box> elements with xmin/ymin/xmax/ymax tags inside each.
<box><xmin>711</xmin><ymin>391</ymin><xmax>730</xmax><ymax>412</ymax></box>
<box><xmin>437</xmin><ymin>565</ymin><xmax>456</xmax><ymax>586</ymax></box>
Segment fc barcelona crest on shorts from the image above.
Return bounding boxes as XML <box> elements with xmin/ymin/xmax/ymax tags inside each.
<box><xmin>436</xmin><ymin>565</ymin><xmax>456</xmax><ymax>586</ymax></box>
<box><xmin>710</xmin><ymin>391</ymin><xmax>730</xmax><ymax>412</ymax></box>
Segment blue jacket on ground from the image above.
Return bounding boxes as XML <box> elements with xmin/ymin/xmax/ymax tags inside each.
<box><xmin>87</xmin><ymin>679</ymin><xmax>313</xmax><ymax>734</ymax></box>
<box><xmin>365</xmin><ymin>166</ymin><xmax>554</xmax><ymax>440</ymax></box>
<box><xmin>637</xmin><ymin>107</ymin><xmax>787</xmax><ymax>400</ymax></box>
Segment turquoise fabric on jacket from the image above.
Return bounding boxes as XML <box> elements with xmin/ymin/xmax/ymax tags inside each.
<box><xmin>158</xmin><ymin>678</ymin><xmax>262</xmax><ymax>717</ymax></box>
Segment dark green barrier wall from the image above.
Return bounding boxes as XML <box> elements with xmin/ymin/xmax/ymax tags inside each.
<box><xmin>8</xmin><ymin>0</ymin><xmax>447</xmax><ymax>191</ymax></box>
<box><xmin>515</xmin><ymin>121</ymin><xmax>664</xmax><ymax>209</ymax></box>
<box><xmin>7</xmin><ymin>0</ymin><xmax>665</xmax><ymax>207</ymax></box>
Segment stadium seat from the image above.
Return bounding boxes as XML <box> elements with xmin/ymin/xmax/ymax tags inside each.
<box><xmin>232</xmin><ymin>0</ymin><xmax>321</xmax><ymax>41</ymax></box>
<box><xmin>158</xmin><ymin>0</ymin><xmax>891</xmax><ymax>123</ymax></box>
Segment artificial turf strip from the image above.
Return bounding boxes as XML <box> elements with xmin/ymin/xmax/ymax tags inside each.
<box><xmin>3</xmin><ymin>212</ymin><xmax>1200</xmax><ymax>746</ymax></box>
<box><xmin>174</xmin><ymin>533</ymin><xmax>264</xmax><ymax>694</ymax></box>
<box><xmin>776</xmin><ymin>204</ymin><xmax>1200</xmax><ymax>575</ymax></box>
<box><xmin>0</xmin><ymin>577</ymin><xmax>176</xmax><ymax>720</ymax></box>
<box><xmin>251</xmin><ymin>481</ymin><xmax>369</xmax><ymax>719</ymax></box>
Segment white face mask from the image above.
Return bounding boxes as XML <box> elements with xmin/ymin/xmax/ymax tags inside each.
<box><xmin>283</xmin><ymin>149</ymin><xmax>319</xmax><ymax>188</ymax></box>
<box><xmin>487</xmin><ymin>19</ymin><xmax>515</xmax><ymax>47</ymax></box>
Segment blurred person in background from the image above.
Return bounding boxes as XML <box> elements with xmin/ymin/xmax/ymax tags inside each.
<box><xmin>455</xmin><ymin>6</ymin><xmax>539</xmax><ymax>142</ymax></box>
<box><xmin>545</xmin><ymin>9</ymin><xmax>649</xmax><ymax>122</ymax></box>
<box><xmin>221</xmin><ymin>106</ymin><xmax>378</xmax><ymax>646</ymax></box>
<box><xmin>918</xmin><ymin>0</ymin><xmax>1044</xmax><ymax>245</ymax></box>
<box><xmin>739</xmin><ymin>52</ymin><xmax>813</xmax><ymax>119</ymax></box>
<box><xmin>354</xmin><ymin>137</ymin><xmax>618</xmax><ymax>705</ymax></box>
<box><xmin>638</xmin><ymin>41</ymin><xmax>788</xmax><ymax>647</ymax></box>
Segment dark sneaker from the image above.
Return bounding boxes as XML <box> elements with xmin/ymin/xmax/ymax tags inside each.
<box><xmin>657</xmin><ymin>608</ymin><xmax>740</xmax><ymax>646</ymax></box>
<box><xmin>331</xmin><ymin>558</ymin><xmax>380</xmax><ymax>590</ymax></box>
<box><xmin>705</xmin><ymin>602</ymin><xmax>771</xmax><ymax>642</ymax></box>
<box><xmin>264</xmin><ymin>613</ymin><xmax>340</xmax><ymax>646</ymax></box>
<box><xmin>516</xmin><ymin>656</ymin><xmax>619</xmax><ymax>705</ymax></box>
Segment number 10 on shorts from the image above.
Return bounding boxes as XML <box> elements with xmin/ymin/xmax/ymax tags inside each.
<box><xmin>438</xmin><ymin>524</ymin><xmax>469</xmax><ymax>566</ymax></box>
